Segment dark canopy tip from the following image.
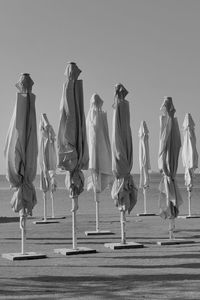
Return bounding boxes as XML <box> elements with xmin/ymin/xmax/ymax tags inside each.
<box><xmin>115</xmin><ymin>83</ymin><xmax>129</xmax><ymax>99</ymax></box>
<box><xmin>64</xmin><ymin>62</ymin><xmax>82</xmax><ymax>80</ymax></box>
<box><xmin>160</xmin><ymin>96</ymin><xmax>176</xmax><ymax>115</ymax></box>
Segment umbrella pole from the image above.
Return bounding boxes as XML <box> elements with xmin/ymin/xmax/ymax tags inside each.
<box><xmin>169</xmin><ymin>218</ymin><xmax>175</xmax><ymax>240</ymax></box>
<box><xmin>120</xmin><ymin>210</ymin><xmax>126</xmax><ymax>244</ymax></box>
<box><xmin>71</xmin><ymin>197</ymin><xmax>78</xmax><ymax>250</ymax></box>
<box><xmin>143</xmin><ymin>187</ymin><xmax>147</xmax><ymax>214</ymax></box>
<box><xmin>43</xmin><ymin>192</ymin><xmax>47</xmax><ymax>221</ymax></box>
<box><xmin>50</xmin><ymin>191</ymin><xmax>55</xmax><ymax>218</ymax></box>
<box><xmin>188</xmin><ymin>189</ymin><xmax>192</xmax><ymax>217</ymax></box>
<box><xmin>20</xmin><ymin>209</ymin><xmax>26</xmax><ymax>255</ymax></box>
<box><xmin>95</xmin><ymin>192</ymin><xmax>100</xmax><ymax>232</ymax></box>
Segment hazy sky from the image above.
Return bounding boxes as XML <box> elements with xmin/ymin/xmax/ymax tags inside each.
<box><xmin>0</xmin><ymin>0</ymin><xmax>200</xmax><ymax>174</ymax></box>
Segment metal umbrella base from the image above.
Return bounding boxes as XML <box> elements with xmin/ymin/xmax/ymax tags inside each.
<box><xmin>136</xmin><ymin>213</ymin><xmax>157</xmax><ymax>216</ymax></box>
<box><xmin>178</xmin><ymin>215</ymin><xmax>200</xmax><ymax>219</ymax></box>
<box><xmin>85</xmin><ymin>230</ymin><xmax>114</xmax><ymax>236</ymax></box>
<box><xmin>33</xmin><ymin>220</ymin><xmax>59</xmax><ymax>224</ymax></box>
<box><xmin>2</xmin><ymin>252</ymin><xmax>47</xmax><ymax>261</ymax></box>
<box><xmin>55</xmin><ymin>197</ymin><xmax>97</xmax><ymax>256</ymax></box>
<box><xmin>104</xmin><ymin>242</ymin><xmax>144</xmax><ymax>250</ymax></box>
<box><xmin>104</xmin><ymin>211</ymin><xmax>144</xmax><ymax>250</ymax></box>
<box><xmin>54</xmin><ymin>247</ymin><xmax>97</xmax><ymax>256</ymax></box>
<box><xmin>157</xmin><ymin>239</ymin><xmax>195</xmax><ymax>246</ymax></box>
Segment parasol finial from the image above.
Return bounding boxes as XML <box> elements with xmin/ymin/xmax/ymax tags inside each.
<box><xmin>15</xmin><ymin>73</ymin><xmax>34</xmax><ymax>93</ymax></box>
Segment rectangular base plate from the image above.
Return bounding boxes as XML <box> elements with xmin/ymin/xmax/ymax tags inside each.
<box><xmin>157</xmin><ymin>239</ymin><xmax>195</xmax><ymax>246</ymax></box>
<box><xmin>85</xmin><ymin>230</ymin><xmax>114</xmax><ymax>236</ymax></box>
<box><xmin>54</xmin><ymin>247</ymin><xmax>97</xmax><ymax>255</ymax></box>
<box><xmin>33</xmin><ymin>220</ymin><xmax>59</xmax><ymax>224</ymax></box>
<box><xmin>42</xmin><ymin>216</ymin><xmax>66</xmax><ymax>220</ymax></box>
<box><xmin>104</xmin><ymin>242</ymin><xmax>144</xmax><ymax>250</ymax></box>
<box><xmin>2</xmin><ymin>252</ymin><xmax>47</xmax><ymax>261</ymax></box>
<box><xmin>136</xmin><ymin>213</ymin><xmax>157</xmax><ymax>216</ymax></box>
<box><xmin>178</xmin><ymin>215</ymin><xmax>200</xmax><ymax>219</ymax></box>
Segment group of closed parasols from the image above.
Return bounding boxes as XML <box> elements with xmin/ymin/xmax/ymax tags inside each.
<box><xmin>3</xmin><ymin>62</ymin><xmax>199</xmax><ymax>259</ymax></box>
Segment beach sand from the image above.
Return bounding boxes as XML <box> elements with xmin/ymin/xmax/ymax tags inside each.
<box><xmin>0</xmin><ymin>173</ymin><xmax>200</xmax><ymax>299</ymax></box>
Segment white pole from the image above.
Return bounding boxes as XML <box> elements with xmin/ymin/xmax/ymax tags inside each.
<box><xmin>50</xmin><ymin>191</ymin><xmax>55</xmax><ymax>218</ymax></box>
<box><xmin>188</xmin><ymin>190</ymin><xmax>192</xmax><ymax>217</ymax></box>
<box><xmin>120</xmin><ymin>210</ymin><xmax>126</xmax><ymax>244</ymax></box>
<box><xmin>43</xmin><ymin>192</ymin><xmax>47</xmax><ymax>221</ymax></box>
<box><xmin>20</xmin><ymin>209</ymin><xmax>26</xmax><ymax>255</ymax></box>
<box><xmin>169</xmin><ymin>218</ymin><xmax>175</xmax><ymax>240</ymax></box>
<box><xmin>71</xmin><ymin>197</ymin><xmax>78</xmax><ymax>250</ymax></box>
<box><xmin>95</xmin><ymin>192</ymin><xmax>100</xmax><ymax>232</ymax></box>
<box><xmin>143</xmin><ymin>187</ymin><xmax>147</xmax><ymax>214</ymax></box>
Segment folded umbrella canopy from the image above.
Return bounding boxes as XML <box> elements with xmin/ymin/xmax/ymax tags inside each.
<box><xmin>4</xmin><ymin>73</ymin><xmax>38</xmax><ymax>256</ymax></box>
<box><xmin>182</xmin><ymin>113</ymin><xmax>198</xmax><ymax>216</ymax></box>
<box><xmin>86</xmin><ymin>93</ymin><xmax>113</xmax><ymax>234</ymax></box>
<box><xmin>111</xmin><ymin>83</ymin><xmax>138</xmax><ymax>245</ymax></box>
<box><xmin>111</xmin><ymin>84</ymin><xmax>137</xmax><ymax>214</ymax></box>
<box><xmin>39</xmin><ymin>113</ymin><xmax>57</xmax><ymax>220</ymax></box>
<box><xmin>57</xmin><ymin>62</ymin><xmax>89</xmax><ymax>198</ymax></box>
<box><xmin>4</xmin><ymin>73</ymin><xmax>37</xmax><ymax>216</ymax></box>
<box><xmin>56</xmin><ymin>62</ymin><xmax>89</xmax><ymax>252</ymax></box>
<box><xmin>139</xmin><ymin>120</ymin><xmax>151</xmax><ymax>189</ymax></box>
<box><xmin>138</xmin><ymin>120</ymin><xmax>151</xmax><ymax>215</ymax></box>
<box><xmin>86</xmin><ymin>93</ymin><xmax>113</xmax><ymax>193</ymax></box>
<box><xmin>158</xmin><ymin>97</ymin><xmax>183</xmax><ymax>238</ymax></box>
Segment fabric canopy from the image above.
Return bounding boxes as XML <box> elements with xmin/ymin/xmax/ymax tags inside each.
<box><xmin>139</xmin><ymin>120</ymin><xmax>151</xmax><ymax>189</ymax></box>
<box><xmin>111</xmin><ymin>83</ymin><xmax>137</xmax><ymax>214</ymax></box>
<box><xmin>158</xmin><ymin>97</ymin><xmax>183</xmax><ymax>219</ymax></box>
<box><xmin>39</xmin><ymin>113</ymin><xmax>57</xmax><ymax>193</ymax></box>
<box><xmin>182</xmin><ymin>113</ymin><xmax>198</xmax><ymax>190</ymax></box>
<box><xmin>86</xmin><ymin>93</ymin><xmax>113</xmax><ymax>193</ymax></box>
<box><xmin>4</xmin><ymin>75</ymin><xmax>38</xmax><ymax>215</ymax></box>
<box><xmin>57</xmin><ymin>62</ymin><xmax>89</xmax><ymax>197</ymax></box>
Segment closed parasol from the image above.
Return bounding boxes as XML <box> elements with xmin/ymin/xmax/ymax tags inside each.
<box><xmin>158</xmin><ymin>96</ymin><xmax>183</xmax><ymax>239</ymax></box>
<box><xmin>138</xmin><ymin>120</ymin><xmax>153</xmax><ymax>215</ymax></box>
<box><xmin>86</xmin><ymin>93</ymin><xmax>113</xmax><ymax>234</ymax></box>
<box><xmin>55</xmin><ymin>62</ymin><xmax>95</xmax><ymax>254</ymax></box>
<box><xmin>182</xmin><ymin>113</ymin><xmax>198</xmax><ymax>217</ymax></box>
<box><xmin>38</xmin><ymin>113</ymin><xmax>57</xmax><ymax>221</ymax></box>
<box><xmin>111</xmin><ymin>83</ymin><xmax>138</xmax><ymax>245</ymax></box>
<box><xmin>3</xmin><ymin>73</ymin><xmax>46</xmax><ymax>259</ymax></box>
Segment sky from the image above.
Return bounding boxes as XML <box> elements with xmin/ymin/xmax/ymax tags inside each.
<box><xmin>0</xmin><ymin>0</ymin><xmax>200</xmax><ymax>174</ymax></box>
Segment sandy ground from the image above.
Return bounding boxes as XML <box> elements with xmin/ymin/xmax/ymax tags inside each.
<box><xmin>0</xmin><ymin>187</ymin><xmax>200</xmax><ymax>299</ymax></box>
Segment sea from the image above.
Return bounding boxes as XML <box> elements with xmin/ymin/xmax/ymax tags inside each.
<box><xmin>0</xmin><ymin>173</ymin><xmax>200</xmax><ymax>218</ymax></box>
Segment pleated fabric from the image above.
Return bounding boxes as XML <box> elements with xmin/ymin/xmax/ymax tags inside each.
<box><xmin>111</xmin><ymin>84</ymin><xmax>137</xmax><ymax>214</ymax></box>
<box><xmin>182</xmin><ymin>113</ymin><xmax>198</xmax><ymax>191</ymax></box>
<box><xmin>139</xmin><ymin>121</ymin><xmax>151</xmax><ymax>189</ymax></box>
<box><xmin>57</xmin><ymin>62</ymin><xmax>89</xmax><ymax>197</ymax></box>
<box><xmin>86</xmin><ymin>93</ymin><xmax>113</xmax><ymax>193</ymax></box>
<box><xmin>39</xmin><ymin>113</ymin><xmax>57</xmax><ymax>193</ymax></box>
<box><xmin>4</xmin><ymin>92</ymin><xmax>38</xmax><ymax>215</ymax></box>
<box><xmin>158</xmin><ymin>97</ymin><xmax>183</xmax><ymax>219</ymax></box>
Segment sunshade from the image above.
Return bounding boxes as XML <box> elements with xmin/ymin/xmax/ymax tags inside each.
<box><xmin>86</xmin><ymin>93</ymin><xmax>113</xmax><ymax>193</ymax></box>
<box><xmin>182</xmin><ymin>113</ymin><xmax>198</xmax><ymax>191</ymax></box>
<box><xmin>139</xmin><ymin>120</ymin><xmax>151</xmax><ymax>189</ymax></box>
<box><xmin>158</xmin><ymin>97</ymin><xmax>183</xmax><ymax>219</ymax></box>
<box><xmin>57</xmin><ymin>62</ymin><xmax>89</xmax><ymax>197</ymax></box>
<box><xmin>111</xmin><ymin>83</ymin><xmax>137</xmax><ymax>214</ymax></box>
<box><xmin>4</xmin><ymin>73</ymin><xmax>38</xmax><ymax>216</ymax></box>
<box><xmin>39</xmin><ymin>113</ymin><xmax>57</xmax><ymax>193</ymax></box>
